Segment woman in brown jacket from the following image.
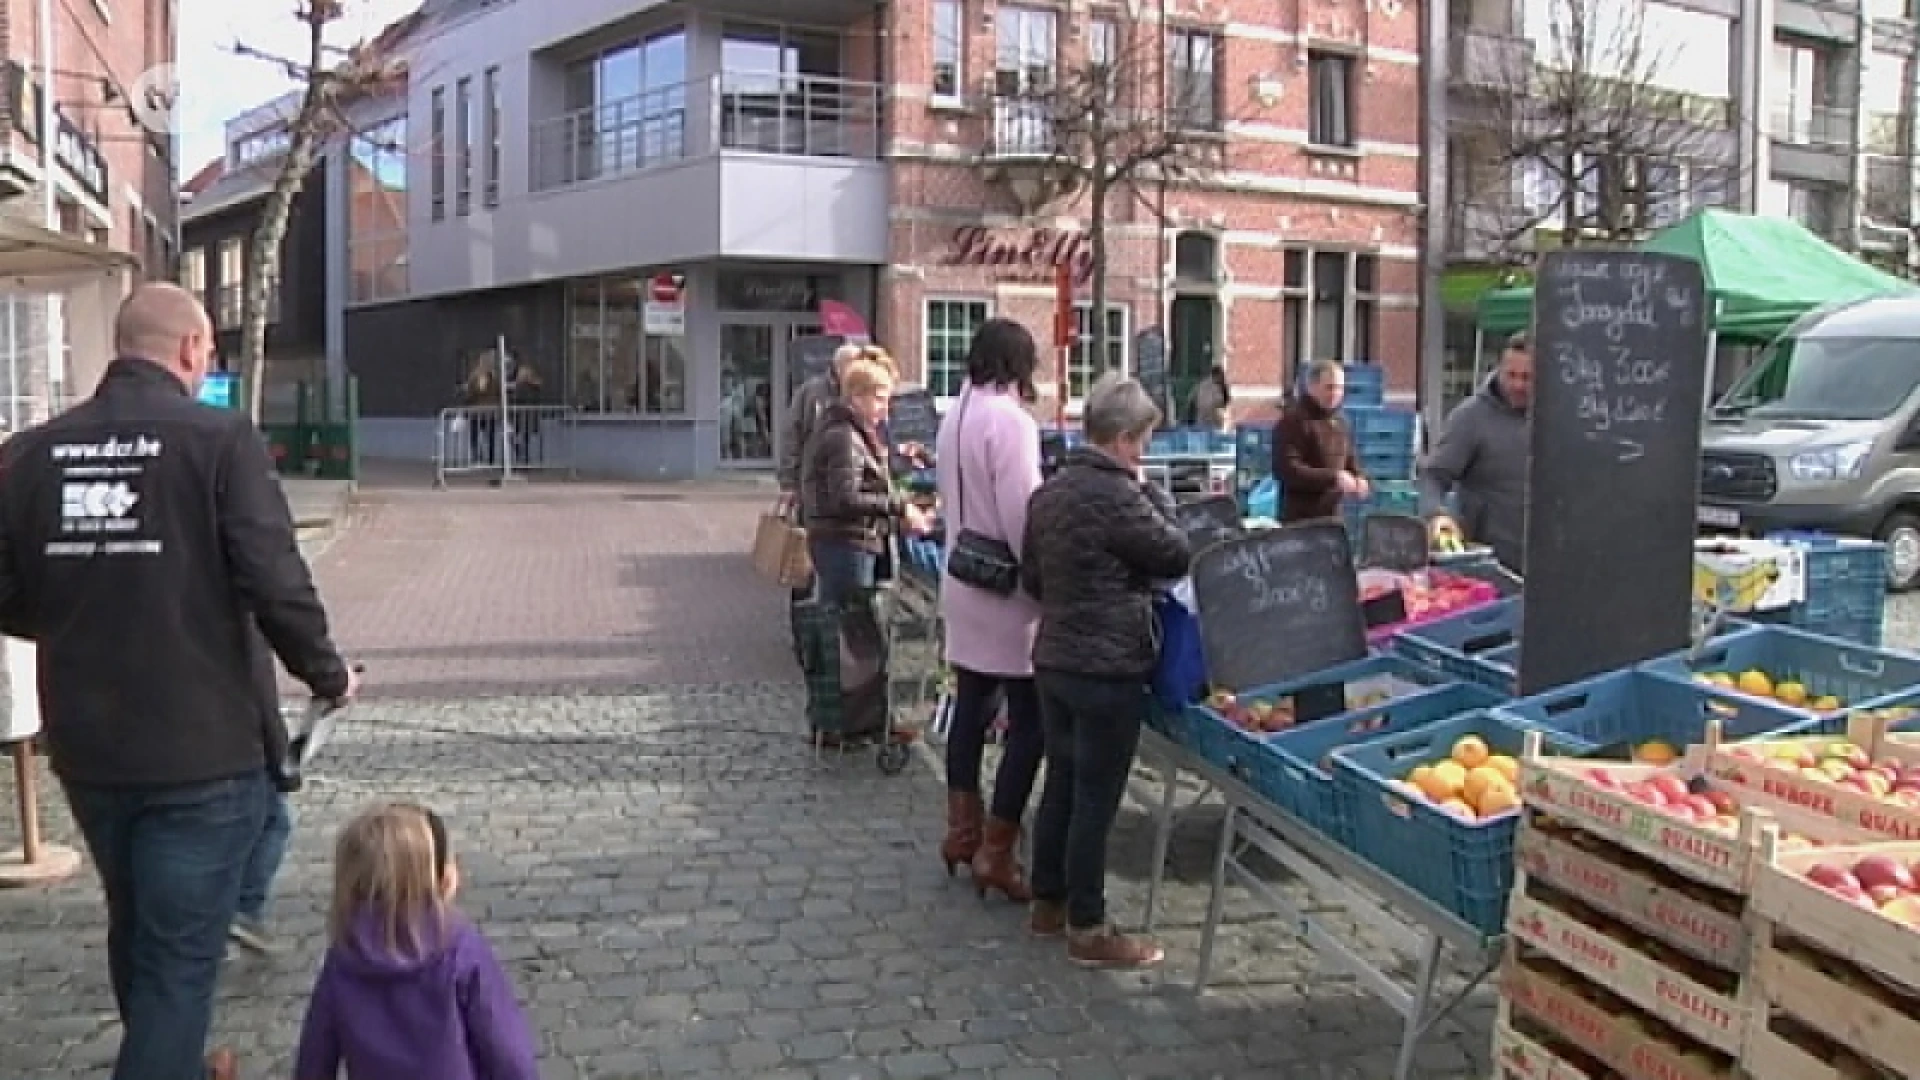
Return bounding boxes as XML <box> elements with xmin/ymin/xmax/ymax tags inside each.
<box><xmin>1274</xmin><ymin>359</ymin><xmax>1369</xmax><ymax>522</ymax></box>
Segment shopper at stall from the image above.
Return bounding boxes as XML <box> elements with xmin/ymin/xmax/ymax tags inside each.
<box><xmin>1020</xmin><ymin>374</ymin><xmax>1191</xmax><ymax>969</ymax></box>
<box><xmin>1186</xmin><ymin>365</ymin><xmax>1233</xmax><ymax>431</ymax></box>
<box><xmin>800</xmin><ymin>353</ymin><xmax>933</xmax><ymax>744</ymax></box>
<box><xmin>1420</xmin><ymin>330</ymin><xmax>1532</xmax><ymax>573</ymax></box>
<box><xmin>935</xmin><ymin>318</ymin><xmax>1046</xmax><ymax>901</ymax></box>
<box><xmin>1274</xmin><ymin>359</ymin><xmax>1368</xmax><ymax>522</ymax></box>
<box><xmin>778</xmin><ymin>342</ymin><xmax>868</xmax><ymax>509</ymax></box>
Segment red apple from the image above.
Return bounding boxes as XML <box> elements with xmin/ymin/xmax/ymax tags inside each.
<box><xmin>1805</xmin><ymin>863</ymin><xmax>1862</xmax><ymax>893</ymax></box>
<box><xmin>1880</xmin><ymin>895</ymin><xmax>1920</xmax><ymax>926</ymax></box>
<box><xmin>1842</xmin><ymin>747</ymin><xmax>1873</xmax><ymax>770</ymax></box>
<box><xmin>1587</xmin><ymin>769</ymin><xmax>1619</xmax><ymax>788</ymax></box>
<box><xmin>1852</xmin><ymin>856</ymin><xmax>1916</xmax><ymax>893</ymax></box>
<box><xmin>1648</xmin><ymin>774</ymin><xmax>1690</xmax><ymax>803</ymax></box>
<box><xmin>1703</xmin><ymin>789</ymin><xmax>1739</xmax><ymax>815</ymax></box>
<box><xmin>1869</xmin><ymin>884</ymin><xmax>1906</xmax><ymax>907</ymax></box>
<box><xmin>1681</xmin><ymin>795</ymin><xmax>1719</xmax><ymax>820</ymax></box>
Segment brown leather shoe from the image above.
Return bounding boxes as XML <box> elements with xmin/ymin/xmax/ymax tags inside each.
<box><xmin>971</xmin><ymin>817</ymin><xmax>1032</xmax><ymax>902</ymax></box>
<box><xmin>1028</xmin><ymin>899</ymin><xmax>1066</xmax><ymax>937</ymax></box>
<box><xmin>941</xmin><ymin>791</ymin><xmax>984</xmax><ymax>875</ymax></box>
<box><xmin>206</xmin><ymin>1047</ymin><xmax>238</xmax><ymax>1080</ymax></box>
<box><xmin>1067</xmin><ymin>925</ymin><xmax>1164</xmax><ymax>969</ymax></box>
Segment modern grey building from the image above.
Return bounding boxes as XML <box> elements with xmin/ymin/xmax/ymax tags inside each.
<box><xmin>333</xmin><ymin>0</ymin><xmax>887</xmax><ymax>477</ymax></box>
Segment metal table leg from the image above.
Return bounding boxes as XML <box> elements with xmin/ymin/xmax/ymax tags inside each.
<box><xmin>1141</xmin><ymin>748</ymin><xmax>1181</xmax><ymax>934</ymax></box>
<box><xmin>1392</xmin><ymin>933</ymin><xmax>1446</xmax><ymax>1080</ymax></box>
<box><xmin>1192</xmin><ymin>804</ymin><xmax>1237</xmax><ymax>991</ymax></box>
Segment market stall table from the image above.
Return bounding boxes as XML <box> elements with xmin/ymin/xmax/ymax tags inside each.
<box><xmin>1135</xmin><ymin>727</ymin><xmax>1501</xmax><ymax>1080</ymax></box>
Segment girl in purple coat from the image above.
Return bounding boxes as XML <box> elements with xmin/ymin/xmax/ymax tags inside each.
<box><xmin>295</xmin><ymin>803</ymin><xmax>538</xmax><ymax>1080</ymax></box>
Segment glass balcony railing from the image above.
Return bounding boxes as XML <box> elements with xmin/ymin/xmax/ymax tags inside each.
<box><xmin>1771</xmin><ymin>102</ymin><xmax>1855</xmax><ymax>149</ymax></box>
<box><xmin>530</xmin><ymin>72</ymin><xmax>882</xmax><ymax>191</ymax></box>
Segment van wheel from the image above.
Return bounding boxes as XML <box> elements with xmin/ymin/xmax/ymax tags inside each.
<box><xmin>1878</xmin><ymin>511</ymin><xmax>1920</xmax><ymax>592</ymax></box>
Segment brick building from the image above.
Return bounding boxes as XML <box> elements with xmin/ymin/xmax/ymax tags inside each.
<box><xmin>881</xmin><ymin>0</ymin><xmax>1424</xmax><ymax>422</ymax></box>
<box><xmin>0</xmin><ymin>0</ymin><xmax>178</xmax><ymax>420</ymax></box>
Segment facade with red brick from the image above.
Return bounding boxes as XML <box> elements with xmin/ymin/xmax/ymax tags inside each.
<box><xmin>877</xmin><ymin>0</ymin><xmax>1423</xmax><ymax>422</ymax></box>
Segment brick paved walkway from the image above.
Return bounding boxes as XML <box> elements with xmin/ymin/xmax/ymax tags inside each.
<box><xmin>0</xmin><ymin>482</ymin><xmax>1493</xmax><ymax>1079</ymax></box>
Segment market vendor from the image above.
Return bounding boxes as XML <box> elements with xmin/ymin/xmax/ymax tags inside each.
<box><xmin>1274</xmin><ymin>359</ymin><xmax>1368</xmax><ymax>523</ymax></box>
<box><xmin>1420</xmin><ymin>330</ymin><xmax>1532</xmax><ymax>574</ymax></box>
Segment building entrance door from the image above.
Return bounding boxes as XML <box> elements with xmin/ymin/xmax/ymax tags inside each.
<box><xmin>719</xmin><ymin>317</ymin><xmax>823</xmax><ymax>468</ymax></box>
<box><xmin>1170</xmin><ymin>294</ymin><xmax>1218</xmax><ymax>422</ymax></box>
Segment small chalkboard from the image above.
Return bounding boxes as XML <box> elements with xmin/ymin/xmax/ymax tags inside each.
<box><xmin>888</xmin><ymin>389</ymin><xmax>939</xmax><ymax>448</ymax></box>
<box><xmin>1520</xmin><ymin>249</ymin><xmax>1707</xmax><ymax>694</ymax></box>
<box><xmin>1360</xmin><ymin>513</ymin><xmax>1431</xmax><ymax>572</ymax></box>
<box><xmin>1191</xmin><ymin>520</ymin><xmax>1367</xmax><ymax>693</ymax></box>
<box><xmin>1173</xmin><ymin>495</ymin><xmax>1244</xmax><ymax>554</ymax></box>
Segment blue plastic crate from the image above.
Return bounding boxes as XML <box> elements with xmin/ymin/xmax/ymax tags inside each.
<box><xmin>1332</xmin><ymin>711</ymin><xmax>1580</xmax><ymax>936</ymax></box>
<box><xmin>1343</xmin><ymin>364</ymin><xmax>1386</xmax><ymax>407</ymax></box>
<box><xmin>1344</xmin><ymin>405</ymin><xmax>1417</xmax><ymax>447</ymax></box>
<box><xmin>1185</xmin><ymin>653</ymin><xmax>1466</xmax><ymax>780</ymax></box>
<box><xmin>1493</xmin><ymin>667</ymin><xmax>1812</xmax><ymax>756</ymax></box>
<box><xmin>1641</xmin><ymin>624</ymin><xmax>1920</xmax><ymax>727</ymax></box>
<box><xmin>1250</xmin><ymin>682</ymin><xmax>1502</xmax><ymax>844</ymax></box>
<box><xmin>1392</xmin><ymin>598</ymin><xmax>1523</xmax><ymax>693</ymax></box>
<box><xmin>1359</xmin><ymin>447</ymin><xmax>1416</xmax><ymax>481</ymax></box>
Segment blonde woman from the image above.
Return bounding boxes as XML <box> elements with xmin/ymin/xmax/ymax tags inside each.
<box><xmin>294</xmin><ymin>803</ymin><xmax>537</xmax><ymax>1079</ymax></box>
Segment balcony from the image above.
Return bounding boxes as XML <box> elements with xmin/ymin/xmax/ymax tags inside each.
<box><xmin>1770</xmin><ymin>102</ymin><xmax>1855</xmax><ymax>150</ymax></box>
<box><xmin>530</xmin><ymin>72</ymin><xmax>881</xmax><ymax>191</ymax></box>
<box><xmin>988</xmin><ymin>96</ymin><xmax>1062</xmax><ymax>159</ymax></box>
<box><xmin>1449</xmin><ymin>29</ymin><xmax>1532</xmax><ymax>93</ymax></box>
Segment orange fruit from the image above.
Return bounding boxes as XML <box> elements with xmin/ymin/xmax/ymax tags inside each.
<box><xmin>1462</xmin><ymin>765</ymin><xmax>1507</xmax><ymax>807</ymax></box>
<box><xmin>1412</xmin><ymin>763</ymin><xmax>1456</xmax><ymax>803</ymax></box>
<box><xmin>1439</xmin><ymin>797</ymin><xmax>1477</xmax><ymax>820</ymax></box>
<box><xmin>1476</xmin><ymin>781</ymin><xmax>1521</xmax><ymax>816</ymax></box>
<box><xmin>1428</xmin><ymin>760</ymin><xmax>1468</xmax><ymax>799</ymax></box>
<box><xmin>1487</xmin><ymin>754</ymin><xmax>1519</xmax><ymax>784</ymax></box>
<box><xmin>1452</xmin><ymin>736</ymin><xmax>1491</xmax><ymax>769</ymax></box>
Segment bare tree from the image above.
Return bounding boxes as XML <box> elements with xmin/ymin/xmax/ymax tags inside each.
<box><xmin>992</xmin><ymin>7</ymin><xmax>1228</xmax><ymax>370</ymax></box>
<box><xmin>1475</xmin><ymin>0</ymin><xmax>1732</xmax><ymax>251</ymax></box>
<box><xmin>231</xmin><ymin>0</ymin><xmax>406</xmax><ymax>422</ymax></box>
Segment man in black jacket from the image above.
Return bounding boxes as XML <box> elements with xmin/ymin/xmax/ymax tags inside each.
<box><xmin>0</xmin><ymin>283</ymin><xmax>355</xmax><ymax>1080</ymax></box>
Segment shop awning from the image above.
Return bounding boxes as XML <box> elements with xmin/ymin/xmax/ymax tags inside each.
<box><xmin>1475</xmin><ymin>209</ymin><xmax>1920</xmax><ymax>343</ymax></box>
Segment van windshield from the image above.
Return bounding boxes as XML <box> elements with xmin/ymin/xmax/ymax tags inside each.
<box><xmin>1719</xmin><ymin>337</ymin><xmax>1920</xmax><ymax>421</ymax></box>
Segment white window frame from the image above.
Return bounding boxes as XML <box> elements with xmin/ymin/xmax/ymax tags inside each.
<box><xmin>1282</xmin><ymin>248</ymin><xmax>1378</xmax><ymax>375</ymax></box>
<box><xmin>216</xmin><ymin>238</ymin><xmax>243</xmax><ymax>330</ymax></box>
<box><xmin>1069</xmin><ymin>303</ymin><xmax>1128</xmax><ymax>402</ymax></box>
<box><xmin>179</xmin><ymin>246</ymin><xmax>205</xmax><ymax>305</ymax></box>
<box><xmin>932</xmin><ymin>0</ymin><xmax>965</xmax><ymax>105</ymax></box>
<box><xmin>923</xmin><ymin>296</ymin><xmax>993</xmax><ymax>404</ymax></box>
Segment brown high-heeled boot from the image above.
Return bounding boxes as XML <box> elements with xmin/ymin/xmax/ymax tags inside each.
<box><xmin>972</xmin><ymin>817</ymin><xmax>1032</xmax><ymax>902</ymax></box>
<box><xmin>207</xmin><ymin>1048</ymin><xmax>238</xmax><ymax>1080</ymax></box>
<box><xmin>942</xmin><ymin>791</ymin><xmax>984</xmax><ymax>875</ymax></box>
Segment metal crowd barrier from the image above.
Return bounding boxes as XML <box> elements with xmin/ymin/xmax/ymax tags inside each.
<box><xmin>435</xmin><ymin>405</ymin><xmax>576</xmax><ymax>487</ymax></box>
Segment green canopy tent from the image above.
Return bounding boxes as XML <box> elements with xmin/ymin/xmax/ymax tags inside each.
<box><xmin>1475</xmin><ymin>209</ymin><xmax>1919</xmax><ymax>342</ymax></box>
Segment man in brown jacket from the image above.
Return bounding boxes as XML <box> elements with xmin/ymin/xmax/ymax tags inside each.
<box><xmin>1274</xmin><ymin>359</ymin><xmax>1368</xmax><ymax>522</ymax></box>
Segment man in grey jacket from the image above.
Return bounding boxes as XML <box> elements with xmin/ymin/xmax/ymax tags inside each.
<box><xmin>1421</xmin><ymin>330</ymin><xmax>1532</xmax><ymax>573</ymax></box>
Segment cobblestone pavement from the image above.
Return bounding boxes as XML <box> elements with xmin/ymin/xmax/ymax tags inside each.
<box><xmin>0</xmin><ymin>483</ymin><xmax>1494</xmax><ymax>1079</ymax></box>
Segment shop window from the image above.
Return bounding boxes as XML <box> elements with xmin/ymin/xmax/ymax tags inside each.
<box><xmin>1282</xmin><ymin>248</ymin><xmax>1378</xmax><ymax>377</ymax></box>
<box><xmin>1070</xmin><ymin>304</ymin><xmax>1128</xmax><ymax>399</ymax></box>
<box><xmin>567</xmin><ymin>275</ymin><xmax>687</xmax><ymax>416</ymax></box>
<box><xmin>924</xmin><ymin>298</ymin><xmax>990</xmax><ymax>399</ymax></box>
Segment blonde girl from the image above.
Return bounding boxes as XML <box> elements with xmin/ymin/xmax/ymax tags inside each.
<box><xmin>294</xmin><ymin>803</ymin><xmax>538</xmax><ymax>1080</ymax></box>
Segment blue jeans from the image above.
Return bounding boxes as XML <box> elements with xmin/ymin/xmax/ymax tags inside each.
<box><xmin>1031</xmin><ymin>671</ymin><xmax>1149</xmax><ymax>930</ymax></box>
<box><xmin>63</xmin><ymin>770</ymin><xmax>274</xmax><ymax>1080</ymax></box>
<box><xmin>808</xmin><ymin>537</ymin><xmax>877</xmax><ymax>608</ymax></box>
<box><xmin>236</xmin><ymin>789</ymin><xmax>292</xmax><ymax>922</ymax></box>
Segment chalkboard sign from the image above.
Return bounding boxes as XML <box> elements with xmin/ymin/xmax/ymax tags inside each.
<box><xmin>1173</xmin><ymin>494</ymin><xmax>1244</xmax><ymax>554</ymax></box>
<box><xmin>1360</xmin><ymin>513</ymin><xmax>1431</xmax><ymax>572</ymax></box>
<box><xmin>1519</xmin><ymin>250</ymin><xmax>1707</xmax><ymax>695</ymax></box>
<box><xmin>1191</xmin><ymin>520</ymin><xmax>1368</xmax><ymax>693</ymax></box>
<box><xmin>888</xmin><ymin>389</ymin><xmax>939</xmax><ymax>448</ymax></box>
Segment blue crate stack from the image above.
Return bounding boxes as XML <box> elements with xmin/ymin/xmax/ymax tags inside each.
<box><xmin>1745</xmin><ymin>534</ymin><xmax>1888</xmax><ymax>647</ymax></box>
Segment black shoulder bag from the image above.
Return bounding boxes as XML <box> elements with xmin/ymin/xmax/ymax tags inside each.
<box><xmin>944</xmin><ymin>388</ymin><xmax>1021</xmax><ymax>595</ymax></box>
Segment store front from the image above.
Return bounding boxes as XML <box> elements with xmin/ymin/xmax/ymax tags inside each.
<box><xmin>714</xmin><ymin>269</ymin><xmax>842</xmax><ymax>468</ymax></box>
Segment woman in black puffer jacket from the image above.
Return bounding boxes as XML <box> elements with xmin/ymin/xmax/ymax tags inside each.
<box><xmin>1020</xmin><ymin>374</ymin><xmax>1190</xmax><ymax>969</ymax></box>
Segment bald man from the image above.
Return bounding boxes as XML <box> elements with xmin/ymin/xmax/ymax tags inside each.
<box><xmin>0</xmin><ymin>283</ymin><xmax>356</xmax><ymax>1080</ymax></box>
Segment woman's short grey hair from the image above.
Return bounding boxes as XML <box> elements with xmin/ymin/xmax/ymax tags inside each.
<box><xmin>1305</xmin><ymin>359</ymin><xmax>1344</xmax><ymax>385</ymax></box>
<box><xmin>1083</xmin><ymin>374</ymin><xmax>1162</xmax><ymax>444</ymax></box>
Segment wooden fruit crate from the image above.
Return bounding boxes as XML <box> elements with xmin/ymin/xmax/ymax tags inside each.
<box><xmin>1748</xmin><ymin>838</ymin><xmax>1920</xmax><ymax>995</ymax></box>
<box><xmin>1518</xmin><ymin>818</ymin><xmax>1749</xmax><ymax>972</ymax></box>
<box><xmin>1508</xmin><ymin>887</ymin><xmax>1749</xmax><ymax>1055</ymax></box>
<box><xmin>1742</xmin><ymin>1016</ymin><xmax>1907</xmax><ymax>1080</ymax></box>
<box><xmin>1502</xmin><ymin>951</ymin><xmax>1738</xmax><ymax>1080</ymax></box>
<box><xmin>1699</xmin><ymin>726</ymin><xmax>1920</xmax><ymax>843</ymax></box>
<box><xmin>1492</xmin><ymin>1007</ymin><xmax>1598</xmax><ymax>1080</ymax></box>
<box><xmin>1518</xmin><ymin>736</ymin><xmax>1874</xmax><ymax>893</ymax></box>
<box><xmin>1749</xmin><ymin>938</ymin><xmax>1920</xmax><ymax>1079</ymax></box>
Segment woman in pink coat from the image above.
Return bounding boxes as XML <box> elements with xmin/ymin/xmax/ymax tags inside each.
<box><xmin>935</xmin><ymin>318</ymin><xmax>1047</xmax><ymax>901</ymax></box>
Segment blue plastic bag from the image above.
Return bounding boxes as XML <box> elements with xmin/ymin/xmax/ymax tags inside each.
<box><xmin>1151</xmin><ymin>591</ymin><xmax>1208</xmax><ymax>711</ymax></box>
<box><xmin>1247</xmin><ymin>476</ymin><xmax>1278</xmax><ymax>520</ymax></box>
